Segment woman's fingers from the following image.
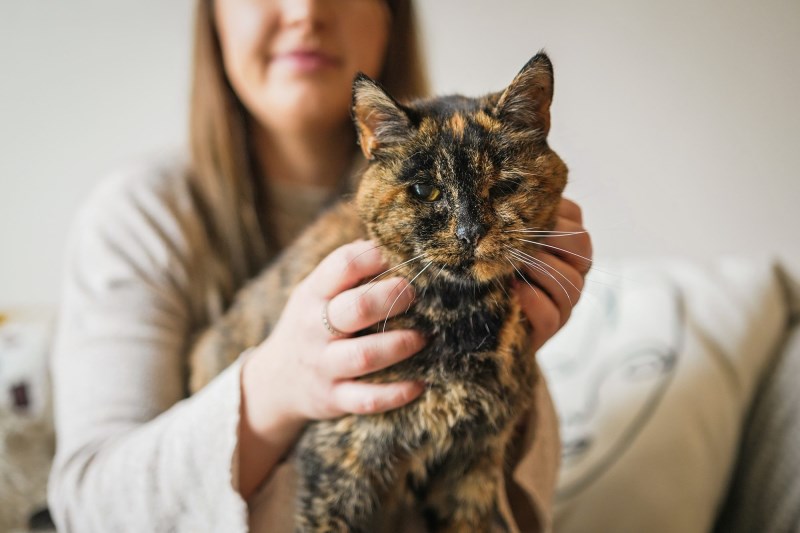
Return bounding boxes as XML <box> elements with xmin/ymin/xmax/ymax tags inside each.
<box><xmin>304</xmin><ymin>240</ymin><xmax>389</xmax><ymax>299</ymax></box>
<box><xmin>546</xmin><ymin>202</ymin><xmax>593</xmax><ymax>275</ymax></box>
<box><xmin>332</xmin><ymin>380</ymin><xmax>426</xmax><ymax>415</ymax></box>
<box><xmin>516</xmin><ymin>251</ymin><xmax>583</xmax><ymax>331</ymax></box>
<box><xmin>514</xmin><ymin>197</ymin><xmax>593</xmax><ymax>349</ymax></box>
<box><xmin>515</xmin><ymin>279</ymin><xmax>561</xmax><ymax>351</ymax></box>
<box><xmin>557</xmin><ymin>197</ymin><xmax>583</xmax><ymax>225</ymax></box>
<box><xmin>324</xmin><ymin>277</ymin><xmax>414</xmax><ymax>335</ymax></box>
<box><xmin>321</xmin><ymin>330</ymin><xmax>426</xmax><ymax>379</ymax></box>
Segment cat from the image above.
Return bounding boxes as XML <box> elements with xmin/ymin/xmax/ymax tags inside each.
<box><xmin>189</xmin><ymin>52</ymin><xmax>567</xmax><ymax>532</ymax></box>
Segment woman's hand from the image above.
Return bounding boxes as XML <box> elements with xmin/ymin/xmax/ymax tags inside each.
<box><xmin>250</xmin><ymin>239</ymin><xmax>426</xmax><ymax>426</ymax></box>
<box><xmin>242</xmin><ymin>239</ymin><xmax>426</xmax><ymax>427</ymax></box>
<box><xmin>514</xmin><ymin>198</ymin><xmax>593</xmax><ymax>351</ymax></box>
<box><xmin>238</xmin><ymin>240</ymin><xmax>426</xmax><ymax>497</ymax></box>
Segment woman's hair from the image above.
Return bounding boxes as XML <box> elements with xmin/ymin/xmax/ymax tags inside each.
<box><xmin>189</xmin><ymin>0</ymin><xmax>430</xmax><ymax>297</ymax></box>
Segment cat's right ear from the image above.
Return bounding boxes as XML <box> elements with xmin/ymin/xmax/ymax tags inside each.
<box><xmin>352</xmin><ymin>73</ymin><xmax>412</xmax><ymax>160</ymax></box>
<box><xmin>493</xmin><ymin>52</ymin><xmax>554</xmax><ymax>140</ymax></box>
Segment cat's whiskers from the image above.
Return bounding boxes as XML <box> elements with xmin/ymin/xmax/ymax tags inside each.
<box><xmin>516</xmin><ymin>238</ymin><xmax>593</xmax><ymax>267</ymax></box>
<box><xmin>433</xmin><ymin>263</ymin><xmax>447</xmax><ymax>283</ymax></box>
<box><xmin>515</xmin><ymin>237</ymin><xmax>629</xmax><ymax>282</ymax></box>
<box><xmin>504</xmin><ymin>257</ymin><xmax>541</xmax><ymax>300</ymax></box>
<box><xmin>346</xmin><ymin>232</ymin><xmax>417</xmax><ymax>285</ymax></box>
<box><xmin>504</xmin><ymin>230</ymin><xmax>588</xmax><ymax>237</ymax></box>
<box><xmin>421</xmin><ymin>264</ymin><xmax>448</xmax><ymax>300</ymax></box>
<box><xmin>382</xmin><ymin>261</ymin><xmax>433</xmax><ymax>333</ymax></box>
<box><xmin>508</xmin><ymin>246</ymin><xmax>582</xmax><ymax>296</ymax></box>
<box><xmin>487</xmin><ymin>280</ymin><xmax>503</xmax><ymax>309</ymax></box>
<box><xmin>506</xmin><ymin>247</ymin><xmax>573</xmax><ymax>306</ymax></box>
<box><xmin>348</xmin><ymin>254</ymin><xmax>427</xmax><ymax>315</ymax></box>
<box><xmin>491</xmin><ymin>277</ymin><xmax>512</xmax><ymax>301</ymax></box>
<box><xmin>345</xmin><ymin>239</ymin><xmax>405</xmax><ymax>266</ymax></box>
<box><xmin>343</xmin><ymin>233</ymin><xmax>414</xmax><ymax>278</ymax></box>
<box><xmin>508</xmin><ymin>245</ymin><xmax>621</xmax><ymax>302</ymax></box>
<box><xmin>501</xmin><ymin>230</ymin><xmax>628</xmax><ymax>289</ymax></box>
<box><xmin>362</xmin><ymin>253</ymin><xmax>426</xmax><ymax>289</ymax></box>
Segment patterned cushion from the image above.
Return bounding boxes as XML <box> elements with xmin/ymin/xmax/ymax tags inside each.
<box><xmin>540</xmin><ymin>259</ymin><xmax>788</xmax><ymax>533</ymax></box>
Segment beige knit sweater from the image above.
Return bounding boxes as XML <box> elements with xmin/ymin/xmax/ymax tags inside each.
<box><xmin>47</xmin><ymin>152</ymin><xmax>560</xmax><ymax>532</ymax></box>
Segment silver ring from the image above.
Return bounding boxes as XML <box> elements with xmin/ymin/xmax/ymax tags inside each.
<box><xmin>321</xmin><ymin>301</ymin><xmax>347</xmax><ymax>338</ymax></box>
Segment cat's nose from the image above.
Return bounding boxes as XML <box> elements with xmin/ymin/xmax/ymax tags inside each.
<box><xmin>456</xmin><ymin>221</ymin><xmax>488</xmax><ymax>248</ymax></box>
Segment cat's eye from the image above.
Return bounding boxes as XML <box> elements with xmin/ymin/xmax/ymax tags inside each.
<box><xmin>489</xmin><ymin>177</ymin><xmax>523</xmax><ymax>200</ymax></box>
<box><xmin>410</xmin><ymin>183</ymin><xmax>442</xmax><ymax>202</ymax></box>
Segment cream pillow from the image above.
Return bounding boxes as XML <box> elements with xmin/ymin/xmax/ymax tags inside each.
<box><xmin>539</xmin><ymin>258</ymin><xmax>788</xmax><ymax>533</ymax></box>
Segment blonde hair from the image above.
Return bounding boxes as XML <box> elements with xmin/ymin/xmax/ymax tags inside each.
<box><xmin>188</xmin><ymin>0</ymin><xmax>429</xmax><ymax>297</ymax></box>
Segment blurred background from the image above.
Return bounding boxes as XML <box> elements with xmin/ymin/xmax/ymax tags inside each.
<box><xmin>1</xmin><ymin>0</ymin><xmax>799</xmax><ymax>309</ymax></box>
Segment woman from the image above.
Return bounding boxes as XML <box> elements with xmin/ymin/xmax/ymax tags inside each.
<box><xmin>47</xmin><ymin>0</ymin><xmax>592</xmax><ymax>531</ymax></box>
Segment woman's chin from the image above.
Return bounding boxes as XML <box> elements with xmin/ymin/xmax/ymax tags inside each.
<box><xmin>254</xmin><ymin>87</ymin><xmax>351</xmax><ymax>133</ymax></box>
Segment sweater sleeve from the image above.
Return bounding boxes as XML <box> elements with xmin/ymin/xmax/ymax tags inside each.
<box><xmin>47</xmin><ymin>168</ymin><xmax>250</xmax><ymax>532</ymax></box>
<box><xmin>506</xmin><ymin>364</ymin><xmax>561</xmax><ymax>533</ymax></box>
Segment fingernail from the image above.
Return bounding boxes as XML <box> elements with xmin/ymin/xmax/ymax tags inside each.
<box><xmin>392</xmin><ymin>279</ymin><xmax>416</xmax><ymax>302</ymax></box>
<box><xmin>403</xmin><ymin>284</ymin><xmax>417</xmax><ymax>303</ymax></box>
<box><xmin>413</xmin><ymin>332</ymin><xmax>428</xmax><ymax>349</ymax></box>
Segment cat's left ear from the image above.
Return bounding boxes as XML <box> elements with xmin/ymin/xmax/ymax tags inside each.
<box><xmin>352</xmin><ymin>73</ymin><xmax>413</xmax><ymax>160</ymax></box>
<box><xmin>494</xmin><ymin>52</ymin><xmax>554</xmax><ymax>139</ymax></box>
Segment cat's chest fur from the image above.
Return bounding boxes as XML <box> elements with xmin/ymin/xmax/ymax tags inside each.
<box><xmin>373</xmin><ymin>275</ymin><xmax>528</xmax><ymax>391</ymax></box>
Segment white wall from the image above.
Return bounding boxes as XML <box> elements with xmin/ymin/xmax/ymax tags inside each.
<box><xmin>2</xmin><ymin>0</ymin><xmax>799</xmax><ymax>308</ymax></box>
<box><xmin>0</xmin><ymin>0</ymin><xmax>194</xmax><ymax>308</ymax></box>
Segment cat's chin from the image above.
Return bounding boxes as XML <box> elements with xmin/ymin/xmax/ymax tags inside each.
<box><xmin>432</xmin><ymin>259</ymin><xmax>514</xmax><ymax>287</ymax></box>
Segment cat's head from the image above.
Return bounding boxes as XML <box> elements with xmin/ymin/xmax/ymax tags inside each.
<box><xmin>352</xmin><ymin>52</ymin><xmax>567</xmax><ymax>286</ymax></box>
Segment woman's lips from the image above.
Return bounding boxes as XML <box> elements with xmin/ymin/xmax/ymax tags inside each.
<box><xmin>271</xmin><ymin>50</ymin><xmax>341</xmax><ymax>73</ymax></box>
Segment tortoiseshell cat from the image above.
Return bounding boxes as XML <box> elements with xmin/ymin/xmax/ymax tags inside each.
<box><xmin>189</xmin><ymin>53</ymin><xmax>567</xmax><ymax>532</ymax></box>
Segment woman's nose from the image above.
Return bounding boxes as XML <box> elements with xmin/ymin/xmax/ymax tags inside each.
<box><xmin>278</xmin><ymin>0</ymin><xmax>326</xmax><ymax>30</ymax></box>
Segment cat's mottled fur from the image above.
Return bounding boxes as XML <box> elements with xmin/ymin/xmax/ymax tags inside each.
<box><xmin>189</xmin><ymin>53</ymin><xmax>567</xmax><ymax>532</ymax></box>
